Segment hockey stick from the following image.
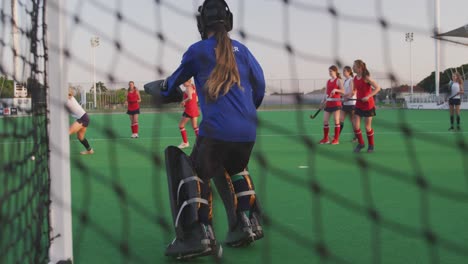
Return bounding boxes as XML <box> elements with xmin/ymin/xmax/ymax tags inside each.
<box><xmin>326</xmin><ymin>97</ymin><xmax>360</xmax><ymax>102</ymax></box>
<box><xmin>309</xmin><ymin>106</ymin><xmax>323</xmax><ymax>119</ymax></box>
<box><xmin>310</xmin><ymin>96</ymin><xmax>329</xmax><ymax>119</ymax></box>
<box><xmin>310</xmin><ymin>97</ymin><xmax>360</xmax><ymax>119</ymax></box>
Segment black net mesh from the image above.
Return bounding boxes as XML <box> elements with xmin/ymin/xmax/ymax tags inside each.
<box><xmin>0</xmin><ymin>0</ymin><xmax>50</xmax><ymax>263</ymax></box>
<box><xmin>1</xmin><ymin>0</ymin><xmax>468</xmax><ymax>263</ymax></box>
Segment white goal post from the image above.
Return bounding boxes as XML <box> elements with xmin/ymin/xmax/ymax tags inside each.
<box><xmin>47</xmin><ymin>0</ymin><xmax>74</xmax><ymax>263</ymax></box>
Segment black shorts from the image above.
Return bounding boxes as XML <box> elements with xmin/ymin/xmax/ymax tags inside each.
<box><xmin>355</xmin><ymin>107</ymin><xmax>376</xmax><ymax>117</ymax></box>
<box><xmin>324</xmin><ymin>106</ymin><xmax>342</xmax><ymax>113</ymax></box>
<box><xmin>190</xmin><ymin>136</ymin><xmax>255</xmax><ymax>181</ymax></box>
<box><xmin>449</xmin><ymin>98</ymin><xmax>461</xmax><ymax>106</ymax></box>
<box><xmin>182</xmin><ymin>112</ymin><xmax>194</xmax><ymax>119</ymax></box>
<box><xmin>127</xmin><ymin>109</ymin><xmax>140</xmax><ymax>115</ymax></box>
<box><xmin>77</xmin><ymin>113</ymin><xmax>90</xmax><ymax>127</ymax></box>
<box><xmin>342</xmin><ymin>105</ymin><xmax>355</xmax><ymax>114</ymax></box>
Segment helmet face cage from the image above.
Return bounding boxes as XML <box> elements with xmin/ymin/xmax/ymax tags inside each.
<box><xmin>196</xmin><ymin>0</ymin><xmax>233</xmax><ymax>39</ymax></box>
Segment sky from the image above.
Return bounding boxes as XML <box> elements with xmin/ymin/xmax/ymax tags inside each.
<box><xmin>1</xmin><ymin>0</ymin><xmax>467</xmax><ymax>92</ymax></box>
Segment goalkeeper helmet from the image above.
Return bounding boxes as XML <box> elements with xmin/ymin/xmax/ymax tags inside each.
<box><xmin>197</xmin><ymin>0</ymin><xmax>233</xmax><ymax>39</ymax></box>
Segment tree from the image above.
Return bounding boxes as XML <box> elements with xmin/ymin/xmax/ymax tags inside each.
<box><xmin>116</xmin><ymin>88</ymin><xmax>127</xmax><ymax>103</ymax></box>
<box><xmin>90</xmin><ymin>81</ymin><xmax>108</xmax><ymax>93</ymax></box>
<box><xmin>0</xmin><ymin>76</ymin><xmax>14</xmax><ymax>98</ymax></box>
<box><xmin>417</xmin><ymin>63</ymin><xmax>468</xmax><ymax>93</ymax></box>
<box><xmin>376</xmin><ymin>88</ymin><xmax>391</xmax><ymax>102</ymax></box>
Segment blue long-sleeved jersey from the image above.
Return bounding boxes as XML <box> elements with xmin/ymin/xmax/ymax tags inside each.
<box><xmin>162</xmin><ymin>36</ymin><xmax>265</xmax><ymax>142</ymax></box>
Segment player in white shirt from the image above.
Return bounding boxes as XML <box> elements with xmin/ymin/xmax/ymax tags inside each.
<box><xmin>448</xmin><ymin>72</ymin><xmax>464</xmax><ymax>131</ymax></box>
<box><xmin>67</xmin><ymin>89</ymin><xmax>94</xmax><ymax>154</ymax></box>
<box><xmin>340</xmin><ymin>66</ymin><xmax>357</xmax><ymax>142</ymax></box>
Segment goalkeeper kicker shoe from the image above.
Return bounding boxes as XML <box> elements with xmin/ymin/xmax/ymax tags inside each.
<box><xmin>250</xmin><ymin>212</ymin><xmax>264</xmax><ymax>241</ymax></box>
<box><xmin>225</xmin><ymin>211</ymin><xmax>256</xmax><ymax>247</ymax></box>
<box><xmin>165</xmin><ymin>223</ymin><xmax>220</xmax><ymax>260</ymax></box>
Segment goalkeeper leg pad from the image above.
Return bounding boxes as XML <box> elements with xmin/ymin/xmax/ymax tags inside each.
<box><xmin>164</xmin><ymin>146</ymin><xmax>219</xmax><ymax>259</ymax></box>
<box><xmin>231</xmin><ymin>170</ymin><xmax>264</xmax><ymax>242</ymax></box>
<box><xmin>213</xmin><ymin>170</ymin><xmax>264</xmax><ymax>247</ymax></box>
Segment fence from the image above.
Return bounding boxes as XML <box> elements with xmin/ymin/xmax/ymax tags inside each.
<box><xmin>70</xmin><ymin>78</ymin><xmax>396</xmax><ymax>110</ymax></box>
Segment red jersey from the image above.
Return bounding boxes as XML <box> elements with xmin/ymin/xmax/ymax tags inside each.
<box><xmin>184</xmin><ymin>86</ymin><xmax>199</xmax><ymax>117</ymax></box>
<box><xmin>127</xmin><ymin>90</ymin><xmax>140</xmax><ymax>111</ymax></box>
<box><xmin>325</xmin><ymin>78</ymin><xmax>342</xmax><ymax>108</ymax></box>
<box><xmin>353</xmin><ymin>76</ymin><xmax>375</xmax><ymax>110</ymax></box>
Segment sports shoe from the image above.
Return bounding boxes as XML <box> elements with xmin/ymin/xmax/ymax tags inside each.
<box><xmin>351</xmin><ymin>138</ymin><xmax>358</xmax><ymax>143</ymax></box>
<box><xmin>131</xmin><ymin>133</ymin><xmax>137</xmax><ymax>138</ymax></box>
<box><xmin>353</xmin><ymin>144</ymin><xmax>365</xmax><ymax>153</ymax></box>
<box><xmin>331</xmin><ymin>138</ymin><xmax>339</xmax><ymax>145</ymax></box>
<box><xmin>225</xmin><ymin>211</ymin><xmax>256</xmax><ymax>247</ymax></box>
<box><xmin>456</xmin><ymin>126</ymin><xmax>461</xmax><ymax>132</ymax></box>
<box><xmin>80</xmin><ymin>149</ymin><xmax>94</xmax><ymax>155</ymax></box>
<box><xmin>448</xmin><ymin>127</ymin><xmax>454</xmax><ymax>131</ymax></box>
<box><xmin>319</xmin><ymin>138</ymin><xmax>330</xmax><ymax>144</ymax></box>
<box><xmin>367</xmin><ymin>145</ymin><xmax>374</xmax><ymax>153</ymax></box>
<box><xmin>178</xmin><ymin>142</ymin><xmax>189</xmax><ymax>149</ymax></box>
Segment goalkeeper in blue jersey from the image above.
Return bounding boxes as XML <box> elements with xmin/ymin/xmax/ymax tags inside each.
<box><xmin>149</xmin><ymin>0</ymin><xmax>266</xmax><ymax>259</ymax></box>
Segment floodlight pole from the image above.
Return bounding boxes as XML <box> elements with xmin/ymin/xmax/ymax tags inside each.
<box><xmin>11</xmin><ymin>0</ymin><xmax>20</xmax><ymax>83</ymax></box>
<box><xmin>405</xmin><ymin>33</ymin><xmax>414</xmax><ymax>95</ymax></box>
<box><xmin>90</xmin><ymin>36</ymin><xmax>99</xmax><ymax>109</ymax></box>
<box><xmin>434</xmin><ymin>0</ymin><xmax>440</xmax><ymax>96</ymax></box>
